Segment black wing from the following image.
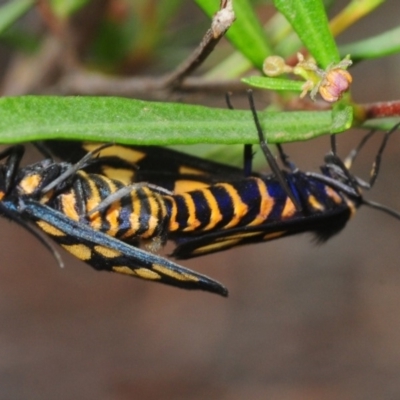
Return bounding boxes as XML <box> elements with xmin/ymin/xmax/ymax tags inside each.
<box><xmin>39</xmin><ymin>141</ymin><xmax>246</xmax><ymax>191</ymax></box>
<box><xmin>23</xmin><ymin>199</ymin><xmax>228</xmax><ymax>296</ymax></box>
<box><xmin>170</xmin><ymin>205</ymin><xmax>352</xmax><ymax>259</ymax></box>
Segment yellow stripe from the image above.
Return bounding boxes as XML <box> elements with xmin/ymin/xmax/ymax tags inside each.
<box><xmin>307</xmin><ymin>194</ymin><xmax>324</xmax><ymax>211</ymax></box>
<box><xmin>105</xmin><ymin>201</ymin><xmax>121</xmax><ymax>237</ymax></box>
<box><xmin>325</xmin><ymin>186</ymin><xmax>343</xmax><ymax>204</ymax></box>
<box><xmin>167</xmin><ymin>197</ymin><xmax>179</xmax><ymax>232</ymax></box>
<box><xmin>80</xmin><ymin>172</ymin><xmax>102</xmax><ymax>230</ymax></box>
<box><xmin>101</xmin><ymin>177</ymin><xmax>121</xmax><ymax>237</ymax></box>
<box><xmin>120</xmin><ymin>189</ymin><xmax>141</xmax><ymax>239</ymax></box>
<box><xmin>201</xmin><ymin>188</ymin><xmax>223</xmax><ymax>231</ymax></box>
<box><xmin>180</xmin><ymin>192</ymin><xmax>202</xmax><ymax>232</ymax></box>
<box><xmin>60</xmin><ymin>192</ymin><xmax>79</xmax><ymax>221</ymax></box>
<box><xmin>216</xmin><ymin>183</ymin><xmax>248</xmax><ymax>229</ymax></box>
<box><xmin>140</xmin><ymin>187</ymin><xmax>163</xmax><ymax>239</ymax></box>
<box><xmin>247</xmin><ymin>178</ymin><xmax>274</xmax><ymax>226</ymax></box>
<box><xmin>120</xmin><ymin>186</ymin><xmax>167</xmax><ymax>240</ymax></box>
<box><xmin>282</xmin><ymin>197</ymin><xmax>296</xmax><ymax>219</ymax></box>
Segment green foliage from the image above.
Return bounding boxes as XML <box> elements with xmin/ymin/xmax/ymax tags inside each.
<box><xmin>273</xmin><ymin>0</ymin><xmax>340</xmax><ymax>67</ymax></box>
<box><xmin>339</xmin><ymin>26</ymin><xmax>400</xmax><ymax>61</ymax></box>
<box><xmin>196</xmin><ymin>0</ymin><xmax>272</xmax><ymax>69</ymax></box>
<box><xmin>49</xmin><ymin>0</ymin><xmax>92</xmax><ymax>18</ymax></box>
<box><xmin>0</xmin><ymin>0</ymin><xmax>34</xmax><ymax>34</ymax></box>
<box><xmin>0</xmin><ymin>96</ymin><xmax>351</xmax><ymax>144</ymax></box>
<box><xmin>0</xmin><ymin>1</ymin><xmax>398</xmax><ymax>146</ymax></box>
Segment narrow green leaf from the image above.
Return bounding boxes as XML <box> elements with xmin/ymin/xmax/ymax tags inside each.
<box><xmin>0</xmin><ymin>96</ymin><xmax>352</xmax><ymax>145</ymax></box>
<box><xmin>273</xmin><ymin>0</ymin><xmax>340</xmax><ymax>67</ymax></box>
<box><xmin>339</xmin><ymin>26</ymin><xmax>400</xmax><ymax>61</ymax></box>
<box><xmin>195</xmin><ymin>0</ymin><xmax>272</xmax><ymax>69</ymax></box>
<box><xmin>243</xmin><ymin>76</ymin><xmax>304</xmax><ymax>92</ymax></box>
<box><xmin>0</xmin><ymin>0</ymin><xmax>35</xmax><ymax>34</ymax></box>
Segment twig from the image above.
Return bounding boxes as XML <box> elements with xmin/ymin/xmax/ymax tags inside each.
<box><xmin>49</xmin><ymin>70</ymin><xmax>245</xmax><ymax>97</ymax></box>
<box><xmin>160</xmin><ymin>0</ymin><xmax>236</xmax><ymax>89</ymax></box>
<box><xmin>360</xmin><ymin>101</ymin><xmax>400</xmax><ymax>119</ymax></box>
<box><xmin>48</xmin><ymin>0</ymin><xmax>237</xmax><ymax>97</ymax></box>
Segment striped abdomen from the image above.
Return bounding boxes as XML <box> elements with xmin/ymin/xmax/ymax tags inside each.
<box><xmin>49</xmin><ymin>171</ymin><xmax>169</xmax><ymax>242</ymax></box>
<box><xmin>48</xmin><ymin>171</ymin><xmax>356</xmax><ymax>249</ymax></box>
<box><xmin>164</xmin><ymin>175</ymin><xmax>355</xmax><ymax>234</ymax></box>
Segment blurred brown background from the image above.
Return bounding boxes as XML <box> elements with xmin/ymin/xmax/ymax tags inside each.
<box><xmin>0</xmin><ymin>1</ymin><xmax>400</xmax><ymax>399</ymax></box>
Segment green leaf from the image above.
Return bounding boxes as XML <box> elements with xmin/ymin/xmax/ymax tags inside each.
<box><xmin>195</xmin><ymin>0</ymin><xmax>272</xmax><ymax>69</ymax></box>
<box><xmin>243</xmin><ymin>76</ymin><xmax>304</xmax><ymax>92</ymax></box>
<box><xmin>339</xmin><ymin>26</ymin><xmax>400</xmax><ymax>61</ymax></box>
<box><xmin>0</xmin><ymin>0</ymin><xmax>35</xmax><ymax>34</ymax></box>
<box><xmin>49</xmin><ymin>0</ymin><xmax>91</xmax><ymax>18</ymax></box>
<box><xmin>0</xmin><ymin>96</ymin><xmax>352</xmax><ymax>145</ymax></box>
<box><xmin>273</xmin><ymin>0</ymin><xmax>340</xmax><ymax>67</ymax></box>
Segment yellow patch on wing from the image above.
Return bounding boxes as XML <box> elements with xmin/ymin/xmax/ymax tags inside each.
<box><xmin>174</xmin><ymin>180</ymin><xmax>209</xmax><ymax>194</ymax></box>
<box><xmin>178</xmin><ymin>166</ymin><xmax>207</xmax><ymax>176</ymax></box>
<box><xmin>191</xmin><ymin>238</ymin><xmax>242</xmax><ymax>255</ymax></box>
<box><xmin>263</xmin><ymin>231</ymin><xmax>286</xmax><ymax>240</ymax></box>
<box><xmin>94</xmin><ymin>245</ymin><xmax>121</xmax><ymax>258</ymax></box>
<box><xmin>19</xmin><ymin>174</ymin><xmax>41</xmax><ymax>194</ymax></box>
<box><xmin>101</xmin><ymin>166</ymin><xmax>135</xmax><ymax>185</ymax></box>
<box><xmin>217</xmin><ymin>231</ymin><xmax>263</xmax><ymax>240</ymax></box>
<box><xmin>113</xmin><ymin>266</ymin><xmax>161</xmax><ymax>280</ymax></box>
<box><xmin>62</xmin><ymin>244</ymin><xmax>92</xmax><ymax>261</ymax></box>
<box><xmin>36</xmin><ymin>220</ymin><xmax>65</xmax><ymax>237</ymax></box>
<box><xmin>152</xmin><ymin>264</ymin><xmax>199</xmax><ymax>282</ymax></box>
<box><xmin>83</xmin><ymin>143</ymin><xmax>146</xmax><ymax>164</ymax></box>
